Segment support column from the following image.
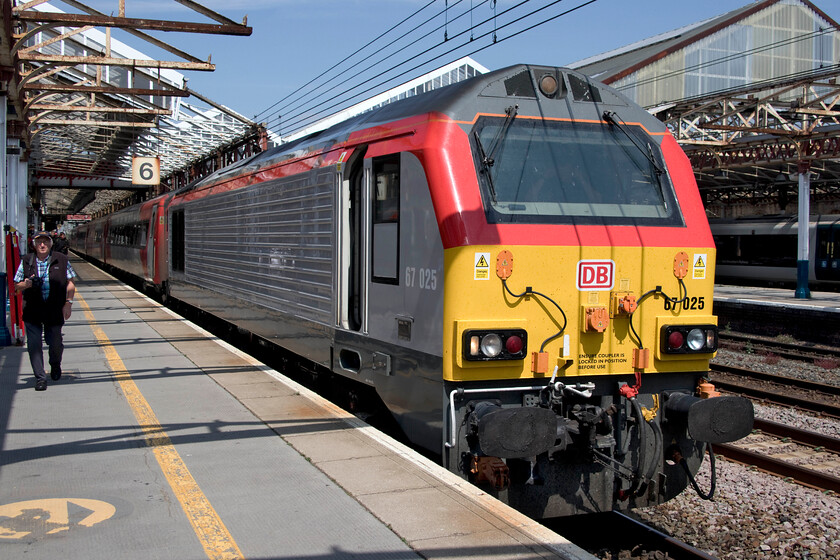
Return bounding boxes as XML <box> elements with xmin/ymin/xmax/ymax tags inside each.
<box><xmin>795</xmin><ymin>160</ymin><xmax>811</xmax><ymax>299</ymax></box>
<box><xmin>1</xmin><ymin>94</ymin><xmax>6</xmax><ymax>273</ymax></box>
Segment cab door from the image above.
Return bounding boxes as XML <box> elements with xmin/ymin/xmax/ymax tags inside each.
<box><xmin>337</xmin><ymin>148</ymin><xmax>369</xmax><ymax>333</ymax></box>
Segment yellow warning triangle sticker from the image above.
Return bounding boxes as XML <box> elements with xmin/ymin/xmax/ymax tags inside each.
<box><xmin>695</xmin><ymin>256</ymin><xmax>705</xmax><ymax>267</ymax></box>
<box><xmin>476</xmin><ymin>256</ymin><xmax>489</xmax><ymax>267</ymax></box>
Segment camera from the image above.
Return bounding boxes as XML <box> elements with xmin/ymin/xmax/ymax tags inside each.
<box><xmin>29</xmin><ymin>275</ymin><xmax>42</xmax><ymax>288</ymax></box>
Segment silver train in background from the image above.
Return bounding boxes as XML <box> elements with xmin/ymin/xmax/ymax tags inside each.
<box><xmin>710</xmin><ymin>215</ymin><xmax>840</xmax><ymax>288</ymax></box>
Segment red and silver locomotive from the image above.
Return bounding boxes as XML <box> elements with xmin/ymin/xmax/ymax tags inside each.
<box><xmin>74</xmin><ymin>65</ymin><xmax>753</xmax><ymax>518</ymax></box>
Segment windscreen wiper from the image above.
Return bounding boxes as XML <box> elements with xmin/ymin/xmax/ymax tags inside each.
<box><xmin>474</xmin><ymin>130</ymin><xmax>498</xmax><ymax>204</ymax></box>
<box><xmin>486</xmin><ymin>105</ymin><xmax>519</xmax><ymax>165</ymax></box>
<box><xmin>603</xmin><ymin>111</ymin><xmax>664</xmax><ymax>175</ymax></box>
<box><xmin>603</xmin><ymin>110</ymin><xmax>668</xmax><ymax>209</ymax></box>
<box><xmin>474</xmin><ymin>105</ymin><xmax>519</xmax><ymax>205</ymax></box>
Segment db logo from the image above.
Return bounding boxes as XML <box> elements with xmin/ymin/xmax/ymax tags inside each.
<box><xmin>577</xmin><ymin>260</ymin><xmax>614</xmax><ymax>291</ymax></box>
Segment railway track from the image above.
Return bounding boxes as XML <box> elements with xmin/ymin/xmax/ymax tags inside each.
<box><xmin>718</xmin><ymin>331</ymin><xmax>840</xmax><ymax>364</ymax></box>
<box><xmin>714</xmin><ymin>417</ymin><xmax>840</xmax><ymax>494</ymax></box>
<box><xmin>547</xmin><ymin>511</ymin><xmax>716</xmax><ymax>560</ymax></box>
<box><xmin>709</xmin><ymin>363</ymin><xmax>840</xmax><ymax>417</ymax></box>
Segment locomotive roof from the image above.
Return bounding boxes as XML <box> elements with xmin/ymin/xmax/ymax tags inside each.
<box><xmin>186</xmin><ymin>64</ymin><xmax>663</xmax><ymax>192</ymax></box>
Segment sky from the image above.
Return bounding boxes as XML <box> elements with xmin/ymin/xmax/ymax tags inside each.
<box><xmin>71</xmin><ymin>0</ymin><xmax>840</xmax><ymax>133</ymax></box>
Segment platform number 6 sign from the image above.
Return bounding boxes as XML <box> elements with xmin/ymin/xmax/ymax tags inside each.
<box><xmin>132</xmin><ymin>156</ymin><xmax>160</xmax><ymax>185</ymax></box>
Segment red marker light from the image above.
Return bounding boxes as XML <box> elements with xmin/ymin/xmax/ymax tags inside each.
<box><xmin>505</xmin><ymin>335</ymin><xmax>523</xmax><ymax>354</ymax></box>
<box><xmin>668</xmin><ymin>331</ymin><xmax>685</xmax><ymax>350</ymax></box>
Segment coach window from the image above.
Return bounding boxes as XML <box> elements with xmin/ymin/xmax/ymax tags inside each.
<box><xmin>372</xmin><ymin>155</ymin><xmax>400</xmax><ymax>284</ymax></box>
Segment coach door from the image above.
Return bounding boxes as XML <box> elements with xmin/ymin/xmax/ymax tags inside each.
<box><xmin>815</xmin><ymin>221</ymin><xmax>840</xmax><ymax>281</ymax></box>
<box><xmin>146</xmin><ymin>206</ymin><xmax>158</xmax><ymax>281</ymax></box>
<box><xmin>338</xmin><ymin>148</ymin><xmax>369</xmax><ymax>333</ymax></box>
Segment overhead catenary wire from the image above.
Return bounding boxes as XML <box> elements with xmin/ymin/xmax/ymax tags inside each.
<box><xmin>268</xmin><ymin>0</ymin><xmax>597</xmax><ymax>136</ymax></box>
<box><xmin>253</xmin><ymin>0</ymin><xmax>439</xmax><ymax>121</ymax></box>
<box><xmin>265</xmin><ymin>0</ymin><xmax>488</xmax><ymax>132</ymax></box>
<box><xmin>268</xmin><ymin>0</ymin><xmax>587</xmax><ymax>134</ymax></box>
<box><xmin>253</xmin><ymin>5</ymin><xmax>838</xmax><ymax>134</ymax></box>
<box><xmin>259</xmin><ymin>0</ymin><xmax>506</xmax><ymax>132</ymax></box>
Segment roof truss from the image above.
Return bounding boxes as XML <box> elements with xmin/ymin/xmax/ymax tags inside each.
<box><xmin>659</xmin><ymin>66</ymin><xmax>840</xmax><ymax>207</ymax></box>
<box><xmin>1</xmin><ymin>0</ymin><xmax>254</xmax><ymax>216</ymax></box>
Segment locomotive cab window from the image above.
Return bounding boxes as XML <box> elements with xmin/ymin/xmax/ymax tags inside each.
<box><xmin>372</xmin><ymin>155</ymin><xmax>400</xmax><ymax>284</ymax></box>
<box><xmin>471</xmin><ymin>117</ymin><xmax>683</xmax><ymax>227</ymax></box>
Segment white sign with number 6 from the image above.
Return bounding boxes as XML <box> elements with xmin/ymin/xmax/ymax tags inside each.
<box><xmin>132</xmin><ymin>156</ymin><xmax>160</xmax><ymax>185</ymax></box>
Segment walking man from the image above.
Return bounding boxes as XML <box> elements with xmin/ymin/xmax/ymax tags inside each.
<box><xmin>14</xmin><ymin>230</ymin><xmax>77</xmax><ymax>391</ymax></box>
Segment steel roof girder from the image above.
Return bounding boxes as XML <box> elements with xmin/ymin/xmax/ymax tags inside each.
<box><xmin>14</xmin><ymin>10</ymin><xmax>252</xmax><ymax>37</ymax></box>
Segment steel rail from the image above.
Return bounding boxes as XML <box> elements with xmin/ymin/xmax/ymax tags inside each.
<box><xmin>753</xmin><ymin>417</ymin><xmax>840</xmax><ymax>453</ymax></box>
<box><xmin>710</xmin><ymin>363</ymin><xmax>840</xmax><ymax>396</ymax></box>
<box><xmin>712</xmin><ymin>377</ymin><xmax>840</xmax><ymax>417</ymax></box>
<box><xmin>718</xmin><ymin>332</ymin><xmax>840</xmax><ymax>360</ymax></box>
<box><xmin>713</xmin><ymin>442</ymin><xmax>840</xmax><ymax>494</ymax></box>
<box><xmin>546</xmin><ymin>511</ymin><xmax>717</xmax><ymax>560</ymax></box>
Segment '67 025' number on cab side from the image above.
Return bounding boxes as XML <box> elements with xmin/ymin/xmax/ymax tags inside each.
<box><xmin>405</xmin><ymin>267</ymin><xmax>437</xmax><ymax>290</ymax></box>
<box><xmin>664</xmin><ymin>296</ymin><xmax>705</xmax><ymax>311</ymax></box>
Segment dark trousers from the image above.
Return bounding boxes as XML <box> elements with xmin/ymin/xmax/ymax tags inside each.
<box><xmin>25</xmin><ymin>322</ymin><xmax>64</xmax><ymax>383</ymax></box>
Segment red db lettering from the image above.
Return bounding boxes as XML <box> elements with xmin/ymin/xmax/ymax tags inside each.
<box><xmin>597</xmin><ymin>266</ymin><xmax>609</xmax><ymax>285</ymax></box>
<box><xmin>577</xmin><ymin>260</ymin><xmax>614</xmax><ymax>290</ymax></box>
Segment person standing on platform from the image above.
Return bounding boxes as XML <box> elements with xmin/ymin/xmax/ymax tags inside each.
<box><xmin>13</xmin><ymin>230</ymin><xmax>77</xmax><ymax>391</ymax></box>
<box><xmin>53</xmin><ymin>231</ymin><xmax>69</xmax><ymax>255</ymax></box>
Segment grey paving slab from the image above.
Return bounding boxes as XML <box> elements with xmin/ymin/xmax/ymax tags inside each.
<box><xmin>207</xmin><ymin>369</ymin><xmax>279</xmax><ymax>386</ymax></box>
<box><xmin>316</xmin><ymin>454</ymin><xmax>434</xmax><ymax>496</ymax></box>
<box><xmin>361</xmin><ymin>486</ymin><xmax>498</xmax><ymax>542</ymax></box>
<box><xmin>0</xmin><ymin>342</ymin><xmax>204</xmax><ymax>559</ymax></box>
<box><xmin>414</xmin><ymin>529</ymin><xmax>564</xmax><ymax>560</ymax></box>
<box><xmin>283</xmin><ymin>429</ymin><xmax>385</xmax><ymax>463</ymax></box>
<box><xmin>218</xmin><ymin>379</ymin><xmax>298</xmax><ymax>400</ymax></box>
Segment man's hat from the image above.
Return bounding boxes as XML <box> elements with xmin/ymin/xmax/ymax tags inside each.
<box><xmin>33</xmin><ymin>231</ymin><xmax>53</xmax><ymax>243</ymax></box>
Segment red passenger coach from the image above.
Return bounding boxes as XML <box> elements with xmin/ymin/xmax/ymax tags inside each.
<box><xmin>75</xmin><ymin>65</ymin><xmax>754</xmax><ymax>519</ymax></box>
<box><xmin>72</xmin><ymin>195</ymin><xmax>168</xmax><ymax>288</ymax></box>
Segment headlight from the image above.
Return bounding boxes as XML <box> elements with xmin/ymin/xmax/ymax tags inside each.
<box><xmin>687</xmin><ymin>329</ymin><xmax>705</xmax><ymax>351</ymax></box>
<box><xmin>480</xmin><ymin>333</ymin><xmax>503</xmax><ymax>357</ymax></box>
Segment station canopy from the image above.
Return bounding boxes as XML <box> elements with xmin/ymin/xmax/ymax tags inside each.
<box><xmin>1</xmin><ymin>0</ymin><xmax>255</xmax><ymax>217</ymax></box>
<box><xmin>570</xmin><ymin>0</ymin><xmax>840</xmax><ymax>217</ymax></box>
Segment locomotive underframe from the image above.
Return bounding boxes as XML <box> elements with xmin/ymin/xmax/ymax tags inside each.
<box><xmin>443</xmin><ymin>373</ymin><xmax>708</xmax><ymax>518</ymax></box>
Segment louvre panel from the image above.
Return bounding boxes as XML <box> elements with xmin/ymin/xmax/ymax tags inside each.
<box><xmin>183</xmin><ymin>168</ymin><xmax>336</xmax><ymax>325</ymax></box>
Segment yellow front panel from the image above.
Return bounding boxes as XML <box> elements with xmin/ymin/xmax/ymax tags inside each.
<box><xmin>443</xmin><ymin>244</ymin><xmax>716</xmax><ymax>382</ymax></box>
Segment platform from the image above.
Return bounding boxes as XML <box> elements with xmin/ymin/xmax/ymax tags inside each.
<box><xmin>714</xmin><ymin>284</ymin><xmax>840</xmax><ymax>313</ymax></box>
<box><xmin>714</xmin><ymin>284</ymin><xmax>840</xmax><ymax>345</ymax></box>
<box><xmin>0</xmin><ymin>258</ymin><xmax>593</xmax><ymax>560</ymax></box>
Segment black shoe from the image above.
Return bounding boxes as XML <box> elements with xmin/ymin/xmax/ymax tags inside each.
<box><xmin>50</xmin><ymin>367</ymin><xmax>62</xmax><ymax>381</ymax></box>
<box><xmin>35</xmin><ymin>381</ymin><xmax>47</xmax><ymax>391</ymax></box>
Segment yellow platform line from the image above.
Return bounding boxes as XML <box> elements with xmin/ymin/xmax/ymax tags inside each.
<box><xmin>77</xmin><ymin>292</ymin><xmax>244</xmax><ymax>560</ymax></box>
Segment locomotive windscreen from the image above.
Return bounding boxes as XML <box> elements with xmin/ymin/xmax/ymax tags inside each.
<box><xmin>472</xmin><ymin>116</ymin><xmax>684</xmax><ymax>227</ymax></box>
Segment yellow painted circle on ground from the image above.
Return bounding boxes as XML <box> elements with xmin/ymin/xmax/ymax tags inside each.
<box><xmin>0</xmin><ymin>498</ymin><xmax>115</xmax><ymax>539</ymax></box>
